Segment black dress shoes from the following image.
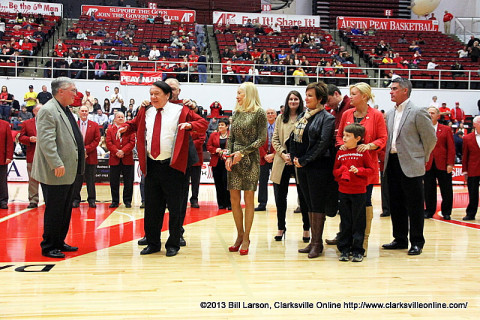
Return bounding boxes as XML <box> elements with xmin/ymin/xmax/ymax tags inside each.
<box><xmin>42</xmin><ymin>249</ymin><xmax>65</xmax><ymax>258</ymax></box>
<box><xmin>140</xmin><ymin>246</ymin><xmax>160</xmax><ymax>255</ymax></box>
<box><xmin>462</xmin><ymin>215</ymin><xmax>475</xmax><ymax>221</ymax></box>
<box><xmin>443</xmin><ymin>214</ymin><xmax>451</xmax><ymax>220</ymax></box>
<box><xmin>166</xmin><ymin>248</ymin><xmax>179</xmax><ymax>257</ymax></box>
<box><xmin>109</xmin><ymin>203</ymin><xmax>119</xmax><ymax>208</ymax></box>
<box><xmin>190</xmin><ymin>200</ymin><xmax>199</xmax><ymax>208</ymax></box>
<box><xmin>218</xmin><ymin>205</ymin><xmax>225</xmax><ymax>209</ymax></box>
<box><xmin>137</xmin><ymin>237</ymin><xmax>147</xmax><ymax>246</ymax></box>
<box><xmin>27</xmin><ymin>203</ymin><xmax>38</xmax><ymax>208</ymax></box>
<box><xmin>0</xmin><ymin>203</ymin><xmax>8</xmax><ymax>209</ymax></box>
<box><xmin>408</xmin><ymin>246</ymin><xmax>422</xmax><ymax>255</ymax></box>
<box><xmin>179</xmin><ymin>236</ymin><xmax>186</xmax><ymax>247</ymax></box>
<box><xmin>424</xmin><ymin>212</ymin><xmax>434</xmax><ymax>219</ymax></box>
<box><xmin>72</xmin><ymin>201</ymin><xmax>80</xmax><ymax>208</ymax></box>
<box><xmin>60</xmin><ymin>243</ymin><xmax>78</xmax><ymax>252</ymax></box>
<box><xmin>254</xmin><ymin>205</ymin><xmax>266</xmax><ymax>211</ymax></box>
<box><xmin>88</xmin><ymin>201</ymin><xmax>96</xmax><ymax>208</ymax></box>
<box><xmin>140</xmin><ymin>202</ymin><xmax>145</xmax><ymax>209</ymax></box>
<box><xmin>382</xmin><ymin>240</ymin><xmax>408</xmax><ymax>250</ymax></box>
<box><xmin>380</xmin><ymin>212</ymin><xmax>390</xmax><ymax>217</ymax></box>
<box><xmin>125</xmin><ymin>203</ymin><xmax>132</xmax><ymax>208</ymax></box>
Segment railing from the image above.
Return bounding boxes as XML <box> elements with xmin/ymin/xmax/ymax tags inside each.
<box><xmin>1</xmin><ymin>55</ymin><xmax>479</xmax><ymax>90</ymax></box>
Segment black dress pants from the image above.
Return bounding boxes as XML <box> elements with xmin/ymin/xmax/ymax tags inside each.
<box><xmin>424</xmin><ymin>161</ymin><xmax>453</xmax><ymax>216</ymax></box>
<box><xmin>0</xmin><ymin>165</ymin><xmax>7</xmax><ymax>205</ymax></box>
<box><xmin>273</xmin><ymin>164</ymin><xmax>309</xmax><ymax>231</ymax></box>
<box><xmin>212</xmin><ymin>160</ymin><xmax>230</xmax><ymax>207</ymax></box>
<box><xmin>145</xmin><ymin>157</ymin><xmax>187</xmax><ymax>251</ymax></box>
<box><xmin>257</xmin><ymin>162</ymin><xmax>272</xmax><ymax>206</ymax></box>
<box><xmin>73</xmin><ymin>164</ymin><xmax>97</xmax><ymax>203</ymax></box>
<box><xmin>109</xmin><ymin>162</ymin><xmax>134</xmax><ymax>204</ymax></box>
<box><xmin>337</xmin><ymin>192</ymin><xmax>366</xmax><ymax>255</ymax></box>
<box><xmin>466</xmin><ymin>176</ymin><xmax>480</xmax><ymax>217</ymax></box>
<box><xmin>188</xmin><ymin>165</ymin><xmax>201</xmax><ymax>203</ymax></box>
<box><xmin>40</xmin><ymin>181</ymin><xmax>77</xmax><ymax>252</ymax></box>
<box><xmin>386</xmin><ymin>154</ymin><xmax>425</xmax><ymax>248</ymax></box>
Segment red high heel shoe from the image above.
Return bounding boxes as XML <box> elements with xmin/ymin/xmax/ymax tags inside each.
<box><xmin>239</xmin><ymin>241</ymin><xmax>250</xmax><ymax>255</ymax></box>
<box><xmin>228</xmin><ymin>244</ymin><xmax>240</xmax><ymax>252</ymax></box>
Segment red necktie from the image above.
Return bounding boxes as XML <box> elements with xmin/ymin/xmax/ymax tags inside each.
<box><xmin>150</xmin><ymin>108</ymin><xmax>162</xmax><ymax>158</ymax></box>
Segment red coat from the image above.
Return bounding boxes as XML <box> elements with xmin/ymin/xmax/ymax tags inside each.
<box><xmin>336</xmin><ymin>106</ymin><xmax>388</xmax><ymax>185</ymax></box>
<box><xmin>191</xmin><ymin>128</ymin><xmax>206</xmax><ymax>166</ymax></box>
<box><xmin>462</xmin><ymin>132</ymin><xmax>480</xmax><ymax>177</ymax></box>
<box><xmin>426</xmin><ymin>124</ymin><xmax>455</xmax><ymax>171</ymax></box>
<box><xmin>451</xmin><ymin>107</ymin><xmax>465</xmax><ymax>122</ymax></box>
<box><xmin>78</xmin><ymin>120</ymin><xmax>101</xmax><ymax>165</ymax></box>
<box><xmin>106</xmin><ymin>124</ymin><xmax>136</xmax><ymax>166</ymax></box>
<box><xmin>0</xmin><ymin>120</ymin><xmax>14</xmax><ymax>165</ymax></box>
<box><xmin>123</xmin><ymin>104</ymin><xmax>208</xmax><ymax>175</ymax></box>
<box><xmin>209</xmin><ymin>102</ymin><xmax>222</xmax><ymax>118</ymax></box>
<box><xmin>259</xmin><ymin>129</ymin><xmax>276</xmax><ymax>166</ymax></box>
<box><xmin>207</xmin><ymin>131</ymin><xmax>228</xmax><ymax>167</ymax></box>
<box><xmin>18</xmin><ymin>118</ymin><xmax>37</xmax><ymax>163</ymax></box>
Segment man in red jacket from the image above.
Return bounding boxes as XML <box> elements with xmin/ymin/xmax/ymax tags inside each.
<box><xmin>0</xmin><ymin>118</ymin><xmax>14</xmax><ymax>209</ymax></box>
<box><xmin>118</xmin><ymin>81</ymin><xmax>208</xmax><ymax>257</ymax></box>
<box><xmin>443</xmin><ymin>10</ymin><xmax>454</xmax><ymax>34</ymax></box>
<box><xmin>72</xmin><ymin>106</ymin><xmax>101</xmax><ymax>208</ymax></box>
<box><xmin>424</xmin><ymin>107</ymin><xmax>455</xmax><ymax>220</ymax></box>
<box><xmin>19</xmin><ymin>104</ymin><xmax>41</xmax><ymax>208</ymax></box>
<box><xmin>106</xmin><ymin>112</ymin><xmax>136</xmax><ymax>208</ymax></box>
<box><xmin>462</xmin><ymin>116</ymin><xmax>480</xmax><ymax>221</ymax></box>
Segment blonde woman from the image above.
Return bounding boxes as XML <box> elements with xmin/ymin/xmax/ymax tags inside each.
<box><xmin>226</xmin><ymin>82</ymin><xmax>267</xmax><ymax>255</ymax></box>
<box><xmin>335</xmin><ymin>82</ymin><xmax>387</xmax><ymax>256</ymax></box>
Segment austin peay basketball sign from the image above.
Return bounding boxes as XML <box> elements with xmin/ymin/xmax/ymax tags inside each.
<box><xmin>337</xmin><ymin>16</ymin><xmax>439</xmax><ymax>31</ymax></box>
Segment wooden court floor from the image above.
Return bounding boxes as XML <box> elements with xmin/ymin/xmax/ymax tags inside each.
<box><xmin>1</xmin><ymin>183</ymin><xmax>479</xmax><ymax>319</ymax></box>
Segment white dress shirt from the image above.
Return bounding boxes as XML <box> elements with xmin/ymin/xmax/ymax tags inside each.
<box><xmin>145</xmin><ymin>102</ymin><xmax>182</xmax><ymax>161</ymax></box>
<box><xmin>391</xmin><ymin>98</ymin><xmax>409</xmax><ymax>153</ymax></box>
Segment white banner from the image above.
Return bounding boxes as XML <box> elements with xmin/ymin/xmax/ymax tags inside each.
<box><xmin>213</xmin><ymin>11</ymin><xmax>320</xmax><ymax>28</ymax></box>
<box><xmin>7</xmin><ymin>159</ymin><xmax>28</xmax><ymax>182</ymax></box>
<box><xmin>0</xmin><ymin>0</ymin><xmax>63</xmax><ymax>17</ymax></box>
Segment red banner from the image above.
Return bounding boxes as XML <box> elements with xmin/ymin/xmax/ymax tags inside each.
<box><xmin>81</xmin><ymin>5</ymin><xmax>195</xmax><ymax>23</ymax></box>
<box><xmin>120</xmin><ymin>71</ymin><xmax>163</xmax><ymax>86</ymax></box>
<box><xmin>337</xmin><ymin>16</ymin><xmax>439</xmax><ymax>32</ymax></box>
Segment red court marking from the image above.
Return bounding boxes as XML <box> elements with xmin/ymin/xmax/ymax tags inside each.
<box><xmin>0</xmin><ymin>202</ymin><xmax>229</xmax><ymax>263</ymax></box>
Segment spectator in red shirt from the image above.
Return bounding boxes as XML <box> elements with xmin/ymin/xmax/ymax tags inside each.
<box><xmin>333</xmin><ymin>123</ymin><xmax>375</xmax><ymax>262</ymax></box>
<box><xmin>443</xmin><ymin>10</ymin><xmax>454</xmax><ymax>34</ymax></box>
<box><xmin>439</xmin><ymin>102</ymin><xmax>452</xmax><ymax>125</ymax></box>
<box><xmin>451</xmin><ymin>102</ymin><xmax>465</xmax><ymax>124</ymax></box>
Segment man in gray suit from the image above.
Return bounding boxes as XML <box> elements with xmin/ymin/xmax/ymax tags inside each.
<box><xmin>382</xmin><ymin>78</ymin><xmax>436</xmax><ymax>256</ymax></box>
<box><xmin>32</xmin><ymin>77</ymin><xmax>85</xmax><ymax>259</ymax></box>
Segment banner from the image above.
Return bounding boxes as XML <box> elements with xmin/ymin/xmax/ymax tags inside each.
<box><xmin>120</xmin><ymin>71</ymin><xmax>163</xmax><ymax>86</ymax></box>
<box><xmin>0</xmin><ymin>0</ymin><xmax>62</xmax><ymax>17</ymax></box>
<box><xmin>337</xmin><ymin>16</ymin><xmax>439</xmax><ymax>32</ymax></box>
<box><xmin>213</xmin><ymin>11</ymin><xmax>320</xmax><ymax>28</ymax></box>
<box><xmin>81</xmin><ymin>5</ymin><xmax>195</xmax><ymax>23</ymax></box>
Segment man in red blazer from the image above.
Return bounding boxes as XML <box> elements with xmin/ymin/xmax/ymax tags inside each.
<box><xmin>0</xmin><ymin>119</ymin><xmax>14</xmax><ymax>209</ymax></box>
<box><xmin>118</xmin><ymin>81</ymin><xmax>208</xmax><ymax>257</ymax></box>
<box><xmin>19</xmin><ymin>104</ymin><xmax>41</xmax><ymax>208</ymax></box>
<box><xmin>72</xmin><ymin>106</ymin><xmax>101</xmax><ymax>208</ymax></box>
<box><xmin>424</xmin><ymin>107</ymin><xmax>455</xmax><ymax>220</ymax></box>
<box><xmin>106</xmin><ymin>112</ymin><xmax>136</xmax><ymax>208</ymax></box>
<box><xmin>255</xmin><ymin>108</ymin><xmax>276</xmax><ymax>211</ymax></box>
<box><xmin>462</xmin><ymin>116</ymin><xmax>480</xmax><ymax>221</ymax></box>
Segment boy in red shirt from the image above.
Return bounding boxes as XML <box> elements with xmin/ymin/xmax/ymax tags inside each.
<box><xmin>333</xmin><ymin>123</ymin><xmax>375</xmax><ymax>262</ymax></box>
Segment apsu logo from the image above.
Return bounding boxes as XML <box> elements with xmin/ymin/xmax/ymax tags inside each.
<box><xmin>85</xmin><ymin>8</ymin><xmax>99</xmax><ymax>16</ymax></box>
<box><xmin>181</xmin><ymin>12</ymin><xmax>194</xmax><ymax>23</ymax></box>
<box><xmin>215</xmin><ymin>13</ymin><xmax>236</xmax><ymax>25</ymax></box>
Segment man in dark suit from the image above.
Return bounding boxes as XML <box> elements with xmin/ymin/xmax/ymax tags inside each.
<box><xmin>106</xmin><ymin>112</ymin><xmax>136</xmax><ymax>208</ymax></box>
<box><xmin>19</xmin><ymin>104</ymin><xmax>41</xmax><ymax>208</ymax></box>
<box><xmin>72</xmin><ymin>106</ymin><xmax>101</xmax><ymax>208</ymax></box>
<box><xmin>32</xmin><ymin>77</ymin><xmax>85</xmax><ymax>259</ymax></box>
<box><xmin>462</xmin><ymin>116</ymin><xmax>480</xmax><ymax>221</ymax></box>
<box><xmin>255</xmin><ymin>108</ymin><xmax>276</xmax><ymax>211</ymax></box>
<box><xmin>383</xmin><ymin>78</ymin><xmax>436</xmax><ymax>256</ymax></box>
<box><xmin>424</xmin><ymin>107</ymin><xmax>455</xmax><ymax>220</ymax></box>
<box><xmin>0</xmin><ymin>118</ymin><xmax>13</xmax><ymax>210</ymax></box>
<box><xmin>118</xmin><ymin>81</ymin><xmax>208</xmax><ymax>257</ymax></box>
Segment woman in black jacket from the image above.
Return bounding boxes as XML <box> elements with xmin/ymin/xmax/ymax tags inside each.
<box><xmin>290</xmin><ymin>81</ymin><xmax>335</xmax><ymax>259</ymax></box>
